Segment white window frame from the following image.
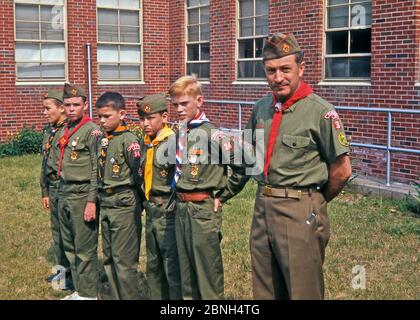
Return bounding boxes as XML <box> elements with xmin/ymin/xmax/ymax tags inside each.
<box><xmin>14</xmin><ymin>0</ymin><xmax>68</xmax><ymax>83</ymax></box>
<box><xmin>236</xmin><ymin>0</ymin><xmax>268</xmax><ymax>81</ymax></box>
<box><xmin>323</xmin><ymin>0</ymin><xmax>372</xmax><ymax>82</ymax></box>
<box><xmin>185</xmin><ymin>0</ymin><xmax>210</xmax><ymax>80</ymax></box>
<box><xmin>96</xmin><ymin>0</ymin><xmax>143</xmax><ymax>82</ymax></box>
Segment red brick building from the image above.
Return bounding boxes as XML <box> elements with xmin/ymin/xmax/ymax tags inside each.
<box><xmin>0</xmin><ymin>0</ymin><xmax>419</xmax><ymax>184</ymax></box>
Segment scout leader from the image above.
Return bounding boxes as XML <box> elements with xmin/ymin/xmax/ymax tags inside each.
<box><xmin>39</xmin><ymin>90</ymin><xmax>72</xmax><ymax>290</ymax></box>
<box><xmin>219</xmin><ymin>33</ymin><xmax>352</xmax><ymax>300</ymax></box>
<box><xmin>168</xmin><ymin>75</ymin><xmax>244</xmax><ymax>300</ymax></box>
<box><xmin>137</xmin><ymin>93</ymin><xmax>182</xmax><ymax>300</ymax></box>
<box><xmin>58</xmin><ymin>83</ymin><xmax>102</xmax><ymax>300</ymax></box>
<box><xmin>96</xmin><ymin>92</ymin><xmax>143</xmax><ymax>300</ymax></box>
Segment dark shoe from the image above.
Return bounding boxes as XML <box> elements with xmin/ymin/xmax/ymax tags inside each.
<box><xmin>63</xmin><ymin>273</ymin><xmax>74</xmax><ymax>291</ymax></box>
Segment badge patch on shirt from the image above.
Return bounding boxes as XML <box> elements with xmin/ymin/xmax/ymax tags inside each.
<box><xmin>324</xmin><ymin>110</ymin><xmax>339</xmax><ymax>120</ymax></box>
<box><xmin>333</xmin><ymin>120</ymin><xmax>342</xmax><ymax>130</ymax></box>
<box><xmin>101</xmin><ymin>138</ymin><xmax>109</xmax><ymax>147</ymax></box>
<box><xmin>91</xmin><ymin>130</ymin><xmax>103</xmax><ymax>137</ymax></box>
<box><xmin>190</xmin><ymin>164</ymin><xmax>199</xmax><ymax>177</ymax></box>
<box><xmin>159</xmin><ymin>170</ymin><xmax>168</xmax><ymax>177</ymax></box>
<box><xmin>338</xmin><ymin>132</ymin><xmax>349</xmax><ymax>147</ymax></box>
<box><xmin>127</xmin><ymin>142</ymin><xmax>141</xmax><ymax>152</ymax></box>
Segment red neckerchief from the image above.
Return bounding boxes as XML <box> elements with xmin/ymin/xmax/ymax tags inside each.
<box><xmin>264</xmin><ymin>81</ymin><xmax>314</xmax><ymax>177</ymax></box>
<box><xmin>57</xmin><ymin>116</ymin><xmax>92</xmax><ymax>178</ymax></box>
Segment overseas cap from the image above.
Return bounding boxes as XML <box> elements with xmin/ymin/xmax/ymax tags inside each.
<box><xmin>63</xmin><ymin>83</ymin><xmax>87</xmax><ymax>99</ymax></box>
<box><xmin>136</xmin><ymin>93</ymin><xmax>168</xmax><ymax>116</ymax></box>
<box><xmin>43</xmin><ymin>90</ymin><xmax>63</xmax><ymax>103</ymax></box>
<box><xmin>262</xmin><ymin>33</ymin><xmax>302</xmax><ymax>61</ymax></box>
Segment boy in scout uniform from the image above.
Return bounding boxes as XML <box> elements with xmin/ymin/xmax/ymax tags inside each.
<box><xmin>137</xmin><ymin>93</ymin><xmax>182</xmax><ymax>300</ymax></box>
<box><xmin>39</xmin><ymin>90</ymin><xmax>72</xmax><ymax>289</ymax></box>
<box><xmin>168</xmin><ymin>75</ymin><xmax>243</xmax><ymax>300</ymax></box>
<box><xmin>58</xmin><ymin>83</ymin><xmax>102</xmax><ymax>300</ymax></box>
<box><xmin>96</xmin><ymin>92</ymin><xmax>143</xmax><ymax>300</ymax></box>
<box><xmin>219</xmin><ymin>33</ymin><xmax>352</xmax><ymax>299</ymax></box>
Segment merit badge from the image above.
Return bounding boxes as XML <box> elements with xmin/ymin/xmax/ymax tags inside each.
<box><xmin>112</xmin><ymin>163</ymin><xmax>120</xmax><ymax>175</ymax></box>
<box><xmin>70</xmin><ymin>150</ymin><xmax>78</xmax><ymax>160</ymax></box>
<box><xmin>282</xmin><ymin>44</ymin><xmax>290</xmax><ymax>53</ymax></box>
<box><xmin>71</xmin><ymin>140</ymin><xmax>77</xmax><ymax>147</ymax></box>
<box><xmin>101</xmin><ymin>138</ymin><xmax>109</xmax><ymax>147</ymax></box>
<box><xmin>159</xmin><ymin>170</ymin><xmax>168</xmax><ymax>178</ymax></box>
<box><xmin>190</xmin><ymin>164</ymin><xmax>199</xmax><ymax>177</ymax></box>
<box><xmin>110</xmin><ymin>157</ymin><xmax>115</xmax><ymax>164</ymax></box>
<box><xmin>71</xmin><ymin>88</ymin><xmax>77</xmax><ymax>96</ymax></box>
<box><xmin>144</xmin><ymin>105</ymin><xmax>151</xmax><ymax>113</ymax></box>
<box><xmin>338</xmin><ymin>132</ymin><xmax>349</xmax><ymax>147</ymax></box>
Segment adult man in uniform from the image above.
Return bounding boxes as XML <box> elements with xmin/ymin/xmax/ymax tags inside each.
<box><xmin>58</xmin><ymin>83</ymin><xmax>102</xmax><ymax>300</ymax></box>
<box><xmin>39</xmin><ymin>90</ymin><xmax>72</xmax><ymax>289</ymax></box>
<box><xmin>137</xmin><ymin>93</ymin><xmax>182</xmax><ymax>300</ymax></box>
<box><xmin>168</xmin><ymin>75</ymin><xmax>242</xmax><ymax>300</ymax></box>
<box><xmin>219</xmin><ymin>33</ymin><xmax>352</xmax><ymax>299</ymax></box>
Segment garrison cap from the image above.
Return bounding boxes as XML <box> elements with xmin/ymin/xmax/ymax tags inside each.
<box><xmin>43</xmin><ymin>90</ymin><xmax>63</xmax><ymax>103</ymax></box>
<box><xmin>136</xmin><ymin>93</ymin><xmax>168</xmax><ymax>116</ymax></box>
<box><xmin>63</xmin><ymin>83</ymin><xmax>87</xmax><ymax>99</ymax></box>
<box><xmin>262</xmin><ymin>33</ymin><xmax>302</xmax><ymax>61</ymax></box>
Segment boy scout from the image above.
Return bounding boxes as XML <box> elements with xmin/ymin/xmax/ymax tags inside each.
<box><xmin>58</xmin><ymin>83</ymin><xmax>102</xmax><ymax>300</ymax></box>
<box><xmin>136</xmin><ymin>93</ymin><xmax>182</xmax><ymax>300</ymax></box>
<box><xmin>168</xmin><ymin>75</ymin><xmax>242</xmax><ymax>300</ymax></box>
<box><xmin>96</xmin><ymin>92</ymin><xmax>143</xmax><ymax>300</ymax></box>
<box><xmin>39</xmin><ymin>90</ymin><xmax>72</xmax><ymax>289</ymax></box>
<box><xmin>219</xmin><ymin>33</ymin><xmax>352</xmax><ymax>299</ymax></box>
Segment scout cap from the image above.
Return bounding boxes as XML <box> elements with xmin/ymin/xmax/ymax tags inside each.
<box><xmin>136</xmin><ymin>93</ymin><xmax>168</xmax><ymax>116</ymax></box>
<box><xmin>262</xmin><ymin>32</ymin><xmax>302</xmax><ymax>61</ymax></box>
<box><xmin>43</xmin><ymin>90</ymin><xmax>63</xmax><ymax>103</ymax></box>
<box><xmin>63</xmin><ymin>83</ymin><xmax>87</xmax><ymax>99</ymax></box>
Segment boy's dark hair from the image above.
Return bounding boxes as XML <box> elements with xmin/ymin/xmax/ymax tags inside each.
<box><xmin>95</xmin><ymin>92</ymin><xmax>126</xmax><ymax>110</ymax></box>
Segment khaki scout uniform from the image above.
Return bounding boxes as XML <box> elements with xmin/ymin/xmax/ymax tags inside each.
<box><xmin>58</xmin><ymin>84</ymin><xmax>101</xmax><ymax>298</ymax></box>
<box><xmin>40</xmin><ymin>90</ymin><xmax>69</xmax><ymax>270</ymax></box>
<box><xmin>137</xmin><ymin>94</ymin><xmax>182</xmax><ymax>300</ymax></box>
<box><xmin>220</xmin><ymin>33</ymin><xmax>351</xmax><ymax>300</ymax></box>
<box><xmin>175</xmin><ymin>117</ymin><xmax>240</xmax><ymax>300</ymax></box>
<box><xmin>98</xmin><ymin>125</ymin><xmax>143</xmax><ymax>300</ymax></box>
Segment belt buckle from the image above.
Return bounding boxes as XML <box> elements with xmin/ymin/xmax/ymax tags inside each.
<box><xmin>264</xmin><ymin>186</ymin><xmax>272</xmax><ymax>196</ymax></box>
<box><xmin>105</xmin><ymin>188</ymin><xmax>113</xmax><ymax>194</ymax></box>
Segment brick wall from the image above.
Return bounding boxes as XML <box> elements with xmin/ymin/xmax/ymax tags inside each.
<box><xmin>0</xmin><ymin>0</ymin><xmax>418</xmax><ymax>184</ymax></box>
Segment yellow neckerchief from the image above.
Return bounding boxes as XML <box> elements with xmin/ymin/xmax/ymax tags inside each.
<box><xmin>144</xmin><ymin>125</ymin><xmax>175</xmax><ymax>200</ymax></box>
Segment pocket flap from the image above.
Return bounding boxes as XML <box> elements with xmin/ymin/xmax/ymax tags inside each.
<box><xmin>282</xmin><ymin>135</ymin><xmax>310</xmax><ymax>148</ymax></box>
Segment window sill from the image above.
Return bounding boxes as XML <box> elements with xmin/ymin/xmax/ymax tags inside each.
<box><xmin>97</xmin><ymin>81</ymin><xmax>145</xmax><ymax>85</ymax></box>
<box><xmin>414</xmin><ymin>82</ymin><xmax>420</xmax><ymax>87</ymax></box>
<box><xmin>232</xmin><ymin>80</ymin><xmax>267</xmax><ymax>86</ymax></box>
<box><xmin>15</xmin><ymin>81</ymin><xmax>66</xmax><ymax>86</ymax></box>
<box><xmin>317</xmin><ymin>81</ymin><xmax>371</xmax><ymax>87</ymax></box>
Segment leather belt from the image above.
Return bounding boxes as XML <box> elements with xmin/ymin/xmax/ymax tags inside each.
<box><xmin>177</xmin><ymin>191</ymin><xmax>212</xmax><ymax>202</ymax></box>
<box><xmin>261</xmin><ymin>185</ymin><xmax>316</xmax><ymax>200</ymax></box>
<box><xmin>99</xmin><ymin>185</ymin><xmax>133</xmax><ymax>196</ymax></box>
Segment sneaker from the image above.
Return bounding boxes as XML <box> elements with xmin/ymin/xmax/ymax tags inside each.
<box><xmin>46</xmin><ymin>271</ymin><xmax>60</xmax><ymax>283</ymax></box>
<box><xmin>72</xmin><ymin>295</ymin><xmax>98</xmax><ymax>300</ymax></box>
<box><xmin>61</xmin><ymin>291</ymin><xmax>79</xmax><ymax>300</ymax></box>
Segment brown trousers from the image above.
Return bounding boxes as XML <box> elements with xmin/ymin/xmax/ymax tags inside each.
<box><xmin>250</xmin><ymin>186</ymin><xmax>330</xmax><ymax>300</ymax></box>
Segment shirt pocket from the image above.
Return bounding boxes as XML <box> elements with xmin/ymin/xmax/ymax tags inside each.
<box><xmin>281</xmin><ymin>135</ymin><xmax>311</xmax><ymax>169</ymax></box>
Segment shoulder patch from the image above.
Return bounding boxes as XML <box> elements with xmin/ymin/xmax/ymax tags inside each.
<box><xmin>127</xmin><ymin>142</ymin><xmax>141</xmax><ymax>158</ymax></box>
<box><xmin>338</xmin><ymin>132</ymin><xmax>349</xmax><ymax>147</ymax></box>
<box><xmin>211</xmin><ymin>130</ymin><xmax>227</xmax><ymax>141</ymax></box>
<box><xmin>91</xmin><ymin>129</ymin><xmax>103</xmax><ymax>137</ymax></box>
<box><xmin>324</xmin><ymin>110</ymin><xmax>339</xmax><ymax>120</ymax></box>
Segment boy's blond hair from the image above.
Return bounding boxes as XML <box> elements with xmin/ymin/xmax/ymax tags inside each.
<box><xmin>168</xmin><ymin>75</ymin><xmax>202</xmax><ymax>98</ymax></box>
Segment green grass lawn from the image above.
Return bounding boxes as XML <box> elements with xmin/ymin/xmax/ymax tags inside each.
<box><xmin>0</xmin><ymin>154</ymin><xmax>418</xmax><ymax>299</ymax></box>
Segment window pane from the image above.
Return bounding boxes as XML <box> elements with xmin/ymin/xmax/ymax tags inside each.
<box><xmin>255</xmin><ymin>16</ymin><xmax>268</xmax><ymax>36</ymax></box>
<box><xmin>255</xmin><ymin>37</ymin><xmax>263</xmax><ymax>57</ymax></box>
<box><xmin>240</xmin><ymin>0</ymin><xmax>253</xmax><ymax>18</ymax></box>
<box><xmin>41</xmin><ymin>0</ymin><xmax>65</xmax><ymax>4</ymax></box>
<box><xmin>351</xmin><ymin>3</ymin><xmax>371</xmax><ymax>27</ymax></box>
<box><xmin>15</xmin><ymin>43</ymin><xmax>40</xmax><ymax>61</ymax></box>
<box><xmin>256</xmin><ymin>0</ymin><xmax>268</xmax><ymax>16</ymax></box>
<box><xmin>329</xmin><ymin>0</ymin><xmax>348</xmax><ymax>5</ymax></box>
<box><xmin>41</xmin><ymin>43</ymin><xmax>65</xmax><ymax>61</ymax></box>
<box><xmin>200</xmin><ymin>23</ymin><xmax>210</xmax><ymax>41</ymax></box>
<box><xmin>98</xmin><ymin>44</ymin><xmax>119</xmax><ymax>62</ymax></box>
<box><xmin>238</xmin><ymin>39</ymin><xmax>254</xmax><ymax>58</ymax></box>
<box><xmin>326</xmin><ymin>31</ymin><xmax>348</xmax><ymax>54</ymax></box>
<box><xmin>187</xmin><ymin>0</ymin><xmax>200</xmax><ymax>7</ymax></box>
<box><xmin>98</xmin><ymin>24</ymin><xmax>119</xmax><ymax>42</ymax></box>
<box><xmin>40</xmin><ymin>5</ymin><xmax>55</xmax><ymax>22</ymax></box>
<box><xmin>16</xmin><ymin>4</ymin><xmax>38</xmax><ymax>21</ymax></box>
<box><xmin>41</xmin><ymin>22</ymin><xmax>64</xmax><ymax>40</ymax></box>
<box><xmin>188</xmin><ymin>25</ymin><xmax>199</xmax><ymax>42</ymax></box>
<box><xmin>350</xmin><ymin>29</ymin><xmax>371</xmax><ymax>53</ymax></box>
<box><xmin>120</xmin><ymin>45</ymin><xmax>140</xmax><ymax>62</ymax></box>
<box><xmin>120</xmin><ymin>10</ymin><xmax>138</xmax><ymax>26</ymax></box>
<box><xmin>120</xmin><ymin>64</ymin><xmax>140</xmax><ymax>79</ymax></box>
<box><xmin>98</xmin><ymin>9</ymin><xmax>118</xmax><ymax>25</ymax></box>
<box><xmin>187</xmin><ymin>63</ymin><xmax>199</xmax><ymax>76</ymax></box>
<box><xmin>239</xmin><ymin>18</ymin><xmax>253</xmax><ymax>37</ymax></box>
<box><xmin>118</xmin><ymin>0</ymin><xmax>140</xmax><ymax>9</ymax></box>
<box><xmin>99</xmin><ymin>64</ymin><xmax>119</xmax><ymax>79</ymax></box>
<box><xmin>200</xmin><ymin>63</ymin><xmax>210</xmax><ymax>78</ymax></box>
<box><xmin>187</xmin><ymin>44</ymin><xmax>199</xmax><ymax>61</ymax></box>
<box><xmin>328</xmin><ymin>6</ymin><xmax>348</xmax><ymax>28</ymax></box>
<box><xmin>16</xmin><ymin>21</ymin><xmax>39</xmax><ymax>40</ymax></box>
<box><xmin>255</xmin><ymin>61</ymin><xmax>265</xmax><ymax>78</ymax></box>
<box><xmin>41</xmin><ymin>63</ymin><xmax>65</xmax><ymax>78</ymax></box>
<box><xmin>17</xmin><ymin>63</ymin><xmax>41</xmax><ymax>78</ymax></box>
<box><xmin>97</xmin><ymin>0</ymin><xmax>119</xmax><ymax>7</ymax></box>
<box><xmin>325</xmin><ymin>57</ymin><xmax>349</xmax><ymax>78</ymax></box>
<box><xmin>188</xmin><ymin>8</ymin><xmax>199</xmax><ymax>25</ymax></box>
<box><xmin>120</xmin><ymin>26</ymin><xmax>139</xmax><ymax>42</ymax></box>
<box><xmin>200</xmin><ymin>6</ymin><xmax>209</xmax><ymax>24</ymax></box>
<box><xmin>200</xmin><ymin>0</ymin><xmax>209</xmax><ymax>5</ymax></box>
<box><xmin>238</xmin><ymin>61</ymin><xmax>255</xmax><ymax>78</ymax></box>
<box><xmin>350</xmin><ymin>57</ymin><xmax>370</xmax><ymax>78</ymax></box>
<box><xmin>201</xmin><ymin>43</ymin><xmax>210</xmax><ymax>60</ymax></box>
